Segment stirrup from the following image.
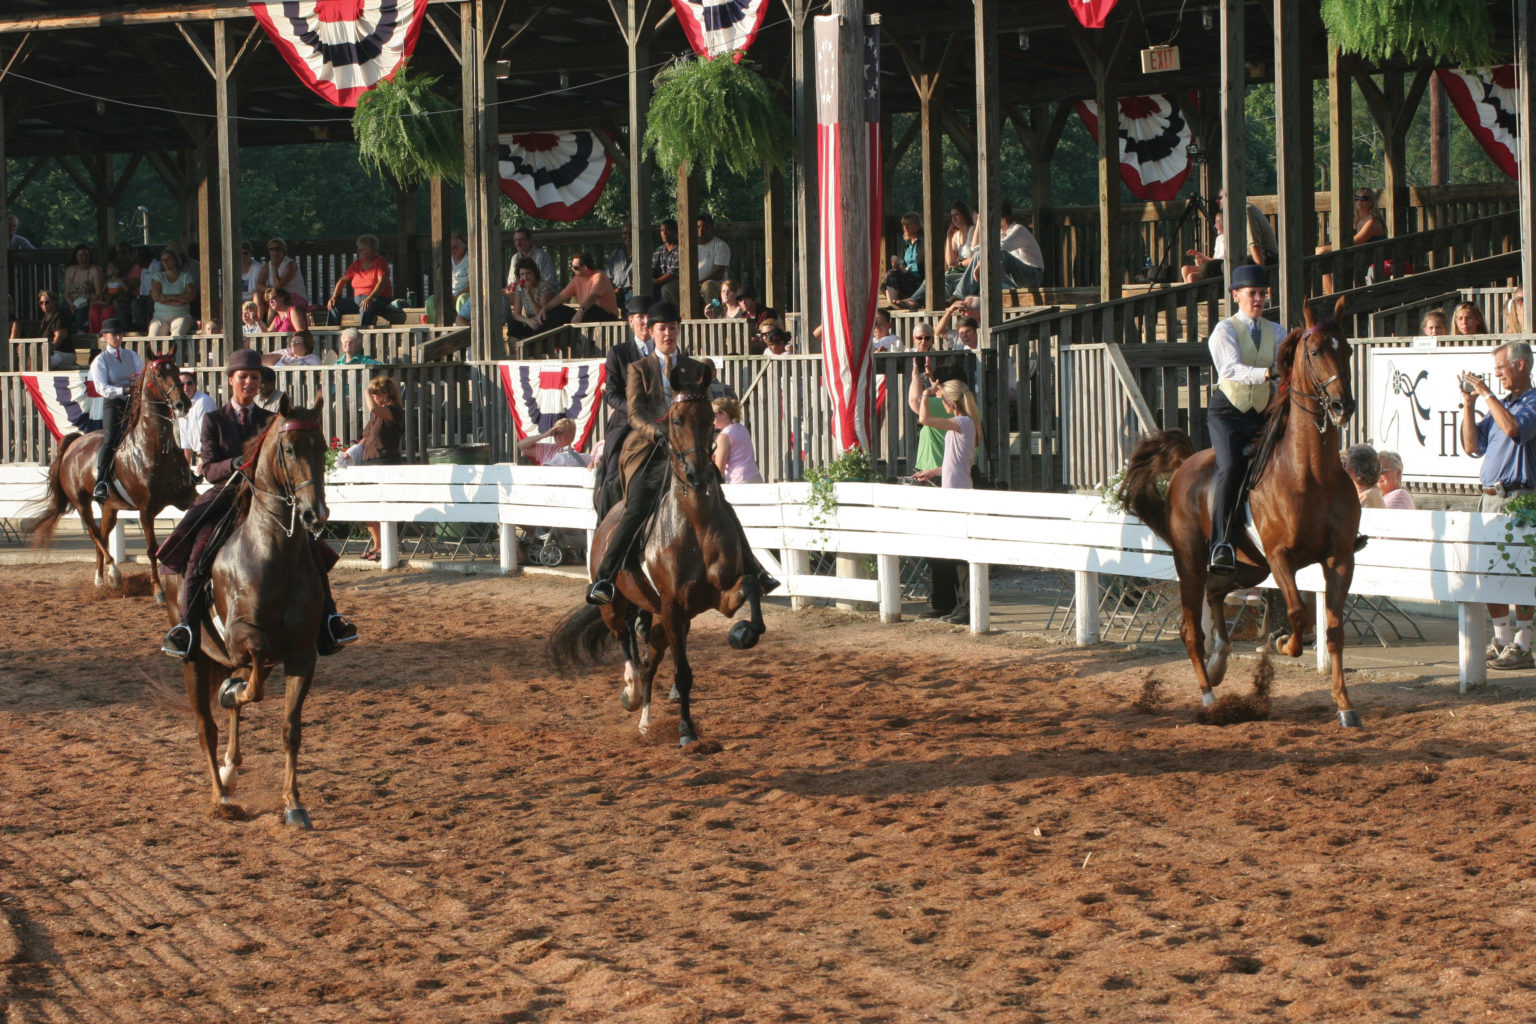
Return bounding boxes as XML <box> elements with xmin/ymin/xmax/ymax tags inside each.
<box><xmin>161</xmin><ymin>624</ymin><xmax>193</xmax><ymax>659</ymax></box>
<box><xmin>326</xmin><ymin>614</ymin><xmax>358</xmax><ymax>645</ymax></box>
<box><xmin>587</xmin><ymin>579</ymin><xmax>616</xmax><ymax>606</ymax></box>
<box><xmin>1207</xmin><ymin>543</ymin><xmax>1237</xmax><ymax>574</ymax></box>
<box><xmin>92</xmin><ymin>481</ymin><xmax>111</xmax><ymax>502</ymax></box>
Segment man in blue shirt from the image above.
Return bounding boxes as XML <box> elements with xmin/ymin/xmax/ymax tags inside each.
<box><xmin>1461</xmin><ymin>341</ymin><xmax>1536</xmax><ymax>669</ymax></box>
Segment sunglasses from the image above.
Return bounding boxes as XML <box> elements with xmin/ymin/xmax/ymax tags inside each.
<box><xmin>1354</xmin><ymin>194</ymin><xmax>1372</xmax><ymax>201</ymax></box>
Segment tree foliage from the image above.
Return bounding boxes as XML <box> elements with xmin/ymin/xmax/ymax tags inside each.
<box><xmin>1321</xmin><ymin>0</ymin><xmax>1494</xmax><ymax>67</ymax></box>
<box><xmin>642</xmin><ymin>55</ymin><xmax>792</xmax><ymax>186</ymax></box>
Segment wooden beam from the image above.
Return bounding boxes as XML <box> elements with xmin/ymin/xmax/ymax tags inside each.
<box><xmin>1327</xmin><ymin>47</ymin><xmax>1352</xmax><ymax>253</ymax></box>
<box><xmin>764</xmin><ymin>167</ymin><xmax>786</xmax><ymax>309</ymax></box>
<box><xmin>1273</xmin><ymin>0</ymin><xmax>1304</xmax><ymax>322</ymax></box>
<box><xmin>1089</xmin><ymin>10</ymin><xmax>1140</xmax><ymax>301</ymax></box>
<box><xmin>214</xmin><ymin>19</ymin><xmax>241</xmax><ymax>338</ymax></box>
<box><xmin>429</xmin><ymin>177</ymin><xmax>453</xmax><ymax>326</ymax></box>
<box><xmin>1219</xmin><ymin>0</ymin><xmax>1247</xmax><ymax>301</ymax></box>
<box><xmin>974</xmin><ymin>0</ymin><xmax>1001</xmax><ymax>339</ymax></box>
<box><xmin>0</xmin><ymin>3</ymin><xmax>260</xmax><ymax>33</ymax></box>
<box><xmin>676</xmin><ymin>166</ymin><xmax>699</xmax><ymax>319</ymax></box>
<box><xmin>1520</xmin><ymin>0</ymin><xmax>1536</xmax><ymax>318</ymax></box>
<box><xmin>0</xmin><ymin>93</ymin><xmax>9</xmax><ymax>371</ymax></box>
<box><xmin>625</xmin><ymin>0</ymin><xmax>651</xmax><ymax>304</ymax></box>
<box><xmin>791</xmin><ymin>0</ymin><xmax>818</xmax><ymax>319</ymax></box>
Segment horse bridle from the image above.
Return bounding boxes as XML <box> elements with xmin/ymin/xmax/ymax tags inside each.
<box><xmin>1288</xmin><ymin>321</ymin><xmax>1351</xmax><ymax>434</ymax></box>
<box><xmin>666</xmin><ymin>391</ymin><xmax>713</xmax><ymax>491</ymax></box>
<box><xmin>247</xmin><ymin>419</ymin><xmax>322</xmax><ymax>537</ymax></box>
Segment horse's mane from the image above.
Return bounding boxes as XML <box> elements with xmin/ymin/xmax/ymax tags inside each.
<box><xmin>118</xmin><ymin>356</ymin><xmax>174</xmax><ymax>436</ymax></box>
<box><xmin>229</xmin><ymin>414</ymin><xmax>281</xmax><ymax>518</ymax></box>
<box><xmin>1264</xmin><ymin>328</ymin><xmax>1304</xmax><ymax>432</ymax></box>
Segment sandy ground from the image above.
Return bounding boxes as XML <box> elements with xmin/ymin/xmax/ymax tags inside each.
<box><xmin>3</xmin><ymin>563</ymin><xmax>1536</xmax><ymax>1023</ymax></box>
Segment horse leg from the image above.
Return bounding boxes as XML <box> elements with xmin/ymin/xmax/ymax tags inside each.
<box><xmin>1322</xmin><ymin>554</ymin><xmax>1360</xmax><ymax>729</ymax></box>
<box><xmin>1264</xmin><ymin>551</ymin><xmax>1310</xmax><ymax>661</ymax></box>
<box><xmin>661</xmin><ymin>609</ymin><xmax>698</xmax><ymax>747</ymax></box>
<box><xmin>75</xmin><ymin>498</ymin><xmax>110</xmax><ymax>588</ymax></box>
<box><xmin>183</xmin><ymin>656</ymin><xmax>236</xmax><ymax>810</ymax></box>
<box><xmin>1202</xmin><ymin>587</ymin><xmax>1237</xmax><ymax>690</ymax></box>
<box><xmin>635</xmin><ymin>623</ymin><xmax>669</xmax><ymax>739</ymax></box>
<box><xmin>726</xmin><ymin>574</ymin><xmax>765</xmax><ymax>650</ymax></box>
<box><xmin>141</xmin><ymin>510</ymin><xmax>166</xmax><ymax>606</ymax></box>
<box><xmin>279</xmin><ymin>656</ymin><xmax>317</xmax><ymax>827</ymax></box>
<box><xmin>618</xmin><ymin>606</ymin><xmax>644</xmax><ymax>712</ymax></box>
<box><xmin>1176</xmin><ymin>571</ymin><xmax>1219</xmax><ymax>708</ymax></box>
<box><xmin>97</xmin><ymin>506</ymin><xmax>122</xmax><ymax>589</ymax></box>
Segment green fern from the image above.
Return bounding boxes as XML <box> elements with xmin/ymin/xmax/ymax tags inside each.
<box><xmin>642</xmin><ymin>54</ymin><xmax>792</xmax><ymax>186</ymax></box>
<box><xmin>1320</xmin><ymin>0</ymin><xmax>1493</xmax><ymax>66</ymax></box>
<box><xmin>352</xmin><ymin>62</ymin><xmax>463</xmax><ymax>186</ymax></box>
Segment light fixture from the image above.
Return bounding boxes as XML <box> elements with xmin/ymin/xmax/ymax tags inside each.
<box><xmin>1018</xmin><ymin>31</ymin><xmax>1029</xmax><ymax>51</ymax></box>
<box><xmin>559</xmin><ymin>71</ymin><xmax>570</xmax><ymax>91</ymax></box>
<box><xmin>1201</xmin><ymin>7</ymin><xmax>1213</xmax><ymax>30</ymax></box>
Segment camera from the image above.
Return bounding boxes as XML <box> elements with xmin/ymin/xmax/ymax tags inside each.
<box><xmin>1461</xmin><ymin>378</ymin><xmax>1477</xmax><ymax>395</ymax></box>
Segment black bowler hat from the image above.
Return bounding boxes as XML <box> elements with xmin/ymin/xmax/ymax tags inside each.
<box><xmin>226</xmin><ymin>348</ymin><xmax>263</xmax><ymax>372</ymax></box>
<box><xmin>647</xmin><ymin>300</ymin><xmax>680</xmax><ymax>324</ymax></box>
<box><xmin>626</xmin><ymin>294</ymin><xmax>652</xmax><ymax>315</ymax></box>
<box><xmin>99</xmin><ymin>318</ymin><xmax>124</xmax><ymax>335</ymax></box>
<box><xmin>1230</xmin><ymin>264</ymin><xmax>1269</xmax><ymax>290</ymax></box>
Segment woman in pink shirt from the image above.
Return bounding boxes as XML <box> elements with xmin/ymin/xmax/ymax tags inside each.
<box><xmin>712</xmin><ymin>398</ymin><xmax>762</xmax><ymax>483</ymax></box>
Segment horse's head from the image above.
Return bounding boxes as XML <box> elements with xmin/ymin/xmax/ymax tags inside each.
<box><xmin>666</xmin><ymin>360</ymin><xmax>717</xmax><ymax>492</ymax></box>
<box><xmin>145</xmin><ymin>355</ymin><xmax>191</xmax><ymax>416</ymax></box>
<box><xmin>1284</xmin><ymin>296</ymin><xmax>1355</xmax><ymax>429</ymax></box>
<box><xmin>256</xmin><ymin>395</ymin><xmax>330</xmax><ymax>532</ymax></box>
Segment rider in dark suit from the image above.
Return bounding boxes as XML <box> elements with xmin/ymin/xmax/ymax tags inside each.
<box><xmin>586</xmin><ymin>301</ymin><xmax>778</xmax><ymax>605</ymax></box>
<box><xmin>158</xmin><ymin>348</ymin><xmax>357</xmax><ymax>659</ymax></box>
<box><xmin>593</xmin><ymin>293</ymin><xmax>652</xmax><ymax>520</ymax></box>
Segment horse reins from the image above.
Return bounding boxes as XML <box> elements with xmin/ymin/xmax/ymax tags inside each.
<box><xmin>247</xmin><ymin>419</ymin><xmax>322</xmax><ymax>537</ymax></box>
<box><xmin>667</xmin><ymin>391</ymin><xmax>713</xmax><ymax>492</ymax></box>
<box><xmin>1288</xmin><ymin>321</ymin><xmax>1349</xmax><ymax>434</ymax></box>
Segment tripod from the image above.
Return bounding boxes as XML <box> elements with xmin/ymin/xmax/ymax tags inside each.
<box><xmin>1148</xmin><ymin>193</ymin><xmax>1216</xmax><ymax>287</ymax></box>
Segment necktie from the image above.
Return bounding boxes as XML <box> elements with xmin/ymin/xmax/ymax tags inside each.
<box><xmin>1250</xmin><ymin>319</ymin><xmax>1262</xmax><ymax>351</ymax></box>
<box><xmin>238</xmin><ymin>405</ymin><xmax>248</xmax><ymax>428</ymax></box>
<box><xmin>660</xmin><ymin>355</ymin><xmax>673</xmax><ymax>404</ymax></box>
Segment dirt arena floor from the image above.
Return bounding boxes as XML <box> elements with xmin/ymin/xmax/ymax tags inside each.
<box><xmin>4</xmin><ymin>563</ymin><xmax>1536</xmax><ymax>1023</ymax></box>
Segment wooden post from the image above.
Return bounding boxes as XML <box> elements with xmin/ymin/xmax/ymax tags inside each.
<box><xmin>791</xmin><ymin>0</ymin><xmax>819</xmax><ymax>319</ymax></box>
<box><xmin>195</xmin><ymin>133</ymin><xmax>215</xmax><ymax>332</ymax></box>
<box><xmin>462</xmin><ymin>0</ymin><xmax>501</xmax><ymax>362</ymax></box>
<box><xmin>393</xmin><ymin>177</ymin><xmax>416</xmax><ymax>303</ymax></box>
<box><xmin>0</xmin><ymin>92</ymin><xmax>9</xmax><ymax>370</ymax></box>
<box><xmin>1218</xmin><ymin>0</ymin><xmax>1247</xmax><ymax>305</ymax></box>
<box><xmin>1383</xmin><ymin>72</ymin><xmax>1408</xmax><ymax>236</ymax></box>
<box><xmin>877</xmin><ymin>553</ymin><xmax>901</xmax><ymax>622</ymax></box>
<box><xmin>764</xmin><ymin>167</ymin><xmax>787</xmax><ymax>309</ymax></box>
<box><xmin>1519</xmin><ymin>0</ymin><xmax>1536</xmax><ymax>318</ymax></box>
<box><xmin>1327</xmin><ymin>47</ymin><xmax>1352</xmax><ymax>254</ymax></box>
<box><xmin>1272</xmin><ymin>0</ymin><xmax>1303</xmax><ymax>324</ymax></box>
<box><xmin>93</xmin><ymin>154</ymin><xmax>115</xmax><ymax>253</ymax></box>
<box><xmin>1094</xmin><ymin>56</ymin><xmax>1121</xmax><ymax>301</ymax></box>
<box><xmin>1075</xmin><ymin>570</ymin><xmax>1099</xmax><ymax>645</ymax></box>
<box><xmin>429</xmin><ymin>177</ymin><xmax>452</xmax><ymax>325</ymax></box>
<box><xmin>626</xmin><ymin>2</ymin><xmax>651</xmax><ymax>305</ymax></box>
<box><xmin>676</xmin><ymin>166</ymin><xmax>698</xmax><ymax>318</ymax></box>
<box><xmin>918</xmin><ymin>52</ymin><xmax>946</xmax><ymax>308</ymax></box>
<box><xmin>1429</xmin><ymin>71</ymin><xmax>1449</xmax><ymax>186</ymax></box>
<box><xmin>213</xmin><ymin>21</ymin><xmax>241</xmax><ymax>340</ymax></box>
<box><xmin>973</xmin><ymin>0</ymin><xmax>1000</xmax><ymax>338</ymax></box>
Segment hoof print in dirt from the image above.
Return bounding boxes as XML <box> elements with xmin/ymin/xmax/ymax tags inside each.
<box><xmin>685</xmin><ymin>738</ymin><xmax>724</xmax><ymax>756</ymax></box>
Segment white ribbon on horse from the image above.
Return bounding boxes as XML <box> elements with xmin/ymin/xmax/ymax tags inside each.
<box><xmin>20</xmin><ymin>372</ymin><xmax>102</xmax><ymax>440</ymax></box>
<box><xmin>249</xmin><ymin>0</ymin><xmax>431</xmax><ymax>107</ymax></box>
<box><xmin>498</xmin><ymin>359</ymin><xmax>606</xmax><ymax>451</ymax></box>
<box><xmin>1436</xmin><ymin>67</ymin><xmax>1518</xmax><ymax>180</ymax></box>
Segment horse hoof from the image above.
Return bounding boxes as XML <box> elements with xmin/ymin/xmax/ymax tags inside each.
<box><xmin>284</xmin><ymin>808</ymin><xmax>313</xmax><ymax>829</ymax></box>
<box><xmin>619</xmin><ymin>687</ymin><xmax>636</xmax><ymax>712</ymax></box>
<box><xmin>679</xmin><ymin>732</ymin><xmax>697</xmax><ymax>748</ymax></box>
<box><xmin>728</xmin><ymin>620</ymin><xmax>761</xmax><ymax>650</ymax></box>
<box><xmin>1201</xmin><ymin>690</ymin><xmax>1215</xmax><ymax>707</ymax></box>
<box><xmin>154</xmin><ymin>592</ymin><xmax>166</xmax><ymax>607</ymax></box>
<box><xmin>669</xmin><ymin>685</ymin><xmax>681</xmax><ymax>701</ymax></box>
<box><xmin>1338</xmin><ymin>710</ymin><xmax>1362</xmax><ymax>729</ymax></box>
<box><xmin>106</xmin><ymin>565</ymin><xmax>121</xmax><ymax>589</ymax></box>
<box><xmin>217</xmin><ymin>677</ymin><xmax>245</xmax><ymax>709</ymax></box>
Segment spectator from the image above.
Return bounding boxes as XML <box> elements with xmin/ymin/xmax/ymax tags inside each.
<box><xmin>1506</xmin><ymin>292</ymin><xmax>1525</xmax><ymax>334</ymax></box>
<box><xmin>757</xmin><ymin>318</ymin><xmax>793</xmax><ymax>355</ymax></box>
<box><xmin>1182</xmin><ymin>210</ymin><xmax>1226</xmax><ymax>284</ymax></box>
<box><xmin>1453</xmin><ymin>301</ymin><xmax>1488</xmax><ymax>336</ymax></box>
<box><xmin>884</xmin><ymin>212</ymin><xmax>924</xmax><ymax>307</ymax></box>
<box><xmin>239</xmin><ymin>300</ymin><xmax>262</xmax><ymax>337</ymax></box>
<box><xmin>239</xmin><ymin>241</ymin><xmax>264</xmax><ymax>302</ymax></box>
<box><xmin>937</xmin><ymin>300</ymin><xmax>980</xmax><ymax>351</ymax></box>
<box><xmin>914</xmin><ymin>378</ymin><xmax>982</xmax><ymax>624</ymax></box>
<box><xmin>28</xmin><ymin>290</ymin><xmax>77</xmax><ymax>369</ymax></box>
<box><xmin>944</xmin><ymin>202</ymin><xmax>978</xmax><ymax>273</ymax></box>
<box><xmin>336</xmin><ymin>327</ymin><xmax>384</xmax><ymax>366</ymax></box>
<box><xmin>255</xmin><ymin>365</ymin><xmax>285</xmax><ymax>413</ymax></box>
<box><xmin>1458</xmin><ymin>341</ymin><xmax>1536</xmax><ymax>670</ymax></box>
<box><xmin>705</xmin><ymin>279</ymin><xmax>748</xmax><ymax>320</ymax></box>
<box><xmin>64</xmin><ymin>245</ymin><xmax>107</xmax><ymax>333</ymax></box>
<box><xmin>448</xmin><ymin>232</ymin><xmax>471</xmax><ymax>325</ymax></box>
<box><xmin>712</xmin><ymin>397</ymin><xmax>762</xmax><ymax>483</ymax></box>
<box><xmin>8</xmin><ymin>213</ymin><xmax>34</xmax><ymax>250</ymax></box>
<box><xmin>147</xmin><ymin>249</ymin><xmax>197</xmax><ymax>337</ymax></box>
<box><xmin>111</xmin><ymin>242</ymin><xmax>142</xmax><ymax>325</ymax></box>
<box><xmin>695</xmin><ymin>214</ymin><xmax>731</xmax><ymax>304</ymax></box>
<box><xmin>956</xmin><ymin>200</ymin><xmax>1045</xmax><ymax>297</ymax></box>
<box><xmin>253</xmin><ymin>237</ymin><xmax>309</xmax><ymax>321</ymax></box>
<box><xmin>651</xmin><ymin>218</ymin><xmax>681</xmax><ymax>306</ymax></box>
<box><xmin>605</xmin><ymin>223</ymin><xmax>634</xmax><ymax>305</ymax></box>
<box><xmin>505</xmin><ymin>227</ymin><xmax>557</xmax><ymax>289</ymax></box>
<box><xmin>543</xmin><ymin>250</ymin><xmax>620</xmax><ymax>324</ymax></box>
<box><xmin>267</xmin><ymin>329</ymin><xmax>321</xmax><ymax>366</ymax></box>
<box><xmin>1185</xmin><ymin>190</ymin><xmax>1277</xmax><ymax>279</ymax></box>
<box><xmin>871</xmin><ymin>307</ymin><xmax>902</xmax><ymax>352</ymax></box>
<box><xmin>357</xmin><ymin>374</ymin><xmax>406</xmax><ymax>561</ymax></box>
<box><xmin>739</xmin><ymin>291</ymin><xmax>773</xmax><ymax>328</ymax></box>
<box><xmin>130</xmin><ymin>246</ymin><xmax>158</xmax><ymax>328</ymax></box>
<box><xmin>906</xmin><ymin>324</ymin><xmax>955</xmax><ymax>617</ymax></box>
<box><xmin>265</xmin><ymin>287</ymin><xmax>309</xmax><ymax>335</ymax></box>
<box><xmin>326</xmin><ymin>234</ymin><xmax>406</xmax><ymax>328</ymax></box>
<box><xmin>1345</xmin><ymin>444</ymin><xmax>1386</xmax><ymax>508</ymax></box>
<box><xmin>102</xmin><ymin>260</ymin><xmax>132</xmax><ymax>329</ymax></box>
<box><xmin>1317</xmin><ymin>186</ymin><xmax>1387</xmax><ymax>291</ymax></box>
<box><xmin>176</xmin><ymin>370</ymin><xmax>216</xmax><ymax>477</ymax></box>
<box><xmin>1378</xmin><ymin>450</ymin><xmax>1414</xmax><ymax>510</ymax></box>
<box><xmin>1419</xmin><ymin>310</ymin><xmax>1449</xmax><ymax>336</ymax></box>
<box><xmin>518</xmin><ymin>417</ymin><xmax>589</xmax><ymax>467</ymax></box>
<box><xmin>506</xmin><ymin>258</ymin><xmax>557</xmax><ymax>340</ymax></box>
<box><xmin>87</xmin><ymin>320</ymin><xmax>143</xmax><ymax>502</ymax></box>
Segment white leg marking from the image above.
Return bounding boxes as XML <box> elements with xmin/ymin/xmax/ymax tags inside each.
<box><xmin>219</xmin><ymin>756</ymin><xmax>238</xmax><ymax>793</ymax></box>
<box><xmin>638</xmin><ymin>704</ymin><xmax>652</xmax><ymax>736</ymax></box>
<box><xmin>94</xmin><ymin>568</ymin><xmax>104</xmax><ymax>587</ymax></box>
<box><xmin>1202</xmin><ymin>690</ymin><xmax>1216</xmax><ymax>707</ymax></box>
<box><xmin>106</xmin><ymin>563</ymin><xmax>121</xmax><ymax>588</ymax></box>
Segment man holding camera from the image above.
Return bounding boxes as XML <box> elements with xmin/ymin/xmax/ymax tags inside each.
<box><xmin>1460</xmin><ymin>341</ymin><xmax>1536</xmax><ymax>669</ymax></box>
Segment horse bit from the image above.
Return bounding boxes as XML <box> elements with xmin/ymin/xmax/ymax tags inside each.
<box><xmin>248</xmin><ymin>419</ymin><xmax>322</xmax><ymax>538</ymax></box>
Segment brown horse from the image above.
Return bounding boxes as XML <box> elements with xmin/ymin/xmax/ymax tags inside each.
<box><xmin>160</xmin><ymin>397</ymin><xmax>331</xmax><ymax>826</ymax></box>
<box><xmin>1117</xmin><ymin>298</ymin><xmax>1363</xmax><ymax>728</ymax></box>
<box><xmin>29</xmin><ymin>355</ymin><xmax>196</xmax><ymax>605</ymax></box>
<box><xmin>550</xmin><ymin>363</ymin><xmax>768</xmax><ymax>747</ymax></box>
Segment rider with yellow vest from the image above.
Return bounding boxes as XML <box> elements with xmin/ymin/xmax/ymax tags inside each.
<box><xmin>1207</xmin><ymin>263</ymin><xmax>1281</xmax><ymax>574</ymax></box>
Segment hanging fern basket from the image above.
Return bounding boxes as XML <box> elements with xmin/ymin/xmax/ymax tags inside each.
<box><xmin>1320</xmin><ymin>0</ymin><xmax>1493</xmax><ymax>67</ymax></box>
<box><xmin>642</xmin><ymin>54</ymin><xmax>792</xmax><ymax>186</ymax></box>
<box><xmin>352</xmin><ymin>62</ymin><xmax>464</xmax><ymax>186</ymax></box>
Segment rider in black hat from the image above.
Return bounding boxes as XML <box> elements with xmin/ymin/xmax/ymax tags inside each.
<box><xmin>593</xmin><ymin>294</ymin><xmax>654</xmax><ymax>519</ymax></box>
<box><xmin>88</xmin><ymin>318</ymin><xmax>142</xmax><ymax>502</ymax></box>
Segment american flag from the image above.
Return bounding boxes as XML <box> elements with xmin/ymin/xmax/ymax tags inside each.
<box><xmin>498</xmin><ymin>359</ymin><xmax>606</xmax><ymax>452</ymax></box>
<box><xmin>21</xmin><ymin>372</ymin><xmax>101</xmax><ymax>441</ymax></box>
<box><xmin>815</xmin><ymin>15</ymin><xmax>881</xmax><ymax>453</ymax></box>
<box><xmin>249</xmin><ymin>0</ymin><xmax>430</xmax><ymax>107</ymax></box>
<box><xmin>670</xmin><ymin>0</ymin><xmax>771</xmax><ymax>60</ymax></box>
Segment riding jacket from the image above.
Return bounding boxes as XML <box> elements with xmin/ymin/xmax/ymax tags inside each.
<box><xmin>1210</xmin><ymin>312</ymin><xmax>1282</xmax><ymax>413</ymax></box>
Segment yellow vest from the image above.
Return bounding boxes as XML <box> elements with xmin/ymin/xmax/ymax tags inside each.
<box><xmin>1216</xmin><ymin>314</ymin><xmax>1278</xmax><ymax>413</ymax></box>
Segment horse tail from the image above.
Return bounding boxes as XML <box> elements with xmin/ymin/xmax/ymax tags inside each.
<box><xmin>547</xmin><ymin>603</ymin><xmax>614</xmax><ymax>672</ymax></box>
<box><xmin>1116</xmin><ymin>429</ymin><xmax>1196</xmax><ymax>545</ymax></box>
<box><xmin>27</xmin><ymin>434</ymin><xmax>84</xmax><ymax>548</ymax></box>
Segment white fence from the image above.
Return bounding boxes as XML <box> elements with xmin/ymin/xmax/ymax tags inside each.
<box><xmin>3</xmin><ymin>464</ymin><xmax>1533</xmax><ymax>692</ymax></box>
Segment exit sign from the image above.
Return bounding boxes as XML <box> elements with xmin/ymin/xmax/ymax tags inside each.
<box><xmin>1141</xmin><ymin>45</ymin><xmax>1181</xmax><ymax>73</ymax></box>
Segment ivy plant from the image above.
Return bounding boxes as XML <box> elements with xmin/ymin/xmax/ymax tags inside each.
<box><xmin>804</xmin><ymin>445</ymin><xmax>879</xmax><ymax>549</ymax></box>
<box><xmin>642</xmin><ymin>54</ymin><xmax>792</xmax><ymax>187</ymax></box>
<box><xmin>352</xmin><ymin>62</ymin><xmax>463</xmax><ymax>186</ymax></box>
<box><xmin>1491</xmin><ymin>492</ymin><xmax>1536</xmax><ymax>587</ymax></box>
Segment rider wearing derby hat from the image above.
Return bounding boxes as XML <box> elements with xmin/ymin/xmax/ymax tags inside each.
<box><xmin>1206</xmin><ymin>263</ymin><xmax>1281</xmax><ymax>574</ymax></box>
<box><xmin>586</xmin><ymin>301</ymin><xmax>778</xmax><ymax>606</ymax></box>
<box><xmin>158</xmin><ymin>347</ymin><xmax>357</xmax><ymax>659</ymax></box>
<box><xmin>88</xmin><ymin>318</ymin><xmax>143</xmax><ymax>503</ymax></box>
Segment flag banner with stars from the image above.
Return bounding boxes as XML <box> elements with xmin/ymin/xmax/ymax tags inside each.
<box><xmin>249</xmin><ymin>0</ymin><xmax>430</xmax><ymax>107</ymax></box>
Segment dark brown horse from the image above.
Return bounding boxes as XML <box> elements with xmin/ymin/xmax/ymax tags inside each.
<box><xmin>29</xmin><ymin>355</ymin><xmax>195</xmax><ymax>605</ymax></box>
<box><xmin>550</xmin><ymin>365</ymin><xmax>768</xmax><ymax>747</ymax></box>
<box><xmin>160</xmin><ymin>397</ymin><xmax>331</xmax><ymax>826</ymax></box>
<box><xmin>1117</xmin><ymin>298</ymin><xmax>1363</xmax><ymax>727</ymax></box>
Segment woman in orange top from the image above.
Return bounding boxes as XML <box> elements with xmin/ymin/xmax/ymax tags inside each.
<box><xmin>324</xmin><ymin>233</ymin><xmax>406</xmax><ymax>328</ymax></box>
<box><xmin>541</xmin><ymin>250</ymin><xmax>620</xmax><ymax>324</ymax></box>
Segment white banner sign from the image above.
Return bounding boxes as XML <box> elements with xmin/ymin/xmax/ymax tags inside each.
<box><xmin>1366</xmin><ymin>346</ymin><xmax>1499</xmax><ymax>484</ymax></box>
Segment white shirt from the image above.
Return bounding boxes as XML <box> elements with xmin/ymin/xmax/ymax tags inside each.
<box><xmin>88</xmin><ymin>346</ymin><xmax>144</xmax><ymax>399</ymax></box>
<box><xmin>1208</xmin><ymin>311</ymin><xmax>1279</xmax><ymax>386</ymax></box>
<box><xmin>506</xmin><ymin>246</ymin><xmax>557</xmax><ymax>288</ymax></box>
<box><xmin>179</xmin><ymin>390</ymin><xmax>216</xmax><ymax>451</ymax></box>
<box><xmin>1000</xmin><ymin>223</ymin><xmax>1044</xmax><ymax>269</ymax></box>
<box><xmin>696</xmin><ymin>236</ymin><xmax>730</xmax><ymax>280</ymax></box>
<box><xmin>871</xmin><ymin>332</ymin><xmax>902</xmax><ymax>352</ymax></box>
<box><xmin>527</xmin><ymin>442</ymin><xmax>589</xmax><ymax>468</ymax></box>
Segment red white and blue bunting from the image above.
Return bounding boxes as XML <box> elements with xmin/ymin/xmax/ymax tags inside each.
<box><xmin>1074</xmin><ymin>95</ymin><xmax>1194</xmax><ymax>202</ymax></box>
<box><xmin>21</xmin><ymin>372</ymin><xmax>101</xmax><ymax>441</ymax></box>
<box><xmin>249</xmin><ymin>0</ymin><xmax>430</xmax><ymax>107</ymax></box>
<box><xmin>1436</xmin><ymin>67</ymin><xmax>1518</xmax><ymax>181</ymax></box>
<box><xmin>497</xmin><ymin>132</ymin><xmax>614</xmax><ymax>223</ymax></box>
<box><xmin>498</xmin><ymin>359</ymin><xmax>605</xmax><ymax>451</ymax></box>
<box><xmin>670</xmin><ymin>0</ymin><xmax>770</xmax><ymax>60</ymax></box>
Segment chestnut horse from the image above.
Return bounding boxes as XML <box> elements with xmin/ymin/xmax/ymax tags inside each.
<box><xmin>550</xmin><ymin>363</ymin><xmax>768</xmax><ymax>747</ymax></box>
<box><xmin>160</xmin><ymin>397</ymin><xmax>331</xmax><ymax>826</ymax></box>
<box><xmin>29</xmin><ymin>355</ymin><xmax>195</xmax><ymax>605</ymax></box>
<box><xmin>1117</xmin><ymin>298</ymin><xmax>1363</xmax><ymax>727</ymax></box>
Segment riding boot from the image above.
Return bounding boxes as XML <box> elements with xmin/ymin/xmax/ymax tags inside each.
<box><xmin>588</xmin><ymin>446</ymin><xmax>666</xmax><ymax>604</ymax></box>
<box><xmin>162</xmin><ymin>568</ymin><xmax>208</xmax><ymax>659</ymax></box>
<box><xmin>316</xmin><ymin>565</ymin><xmax>357</xmax><ymax>656</ymax></box>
